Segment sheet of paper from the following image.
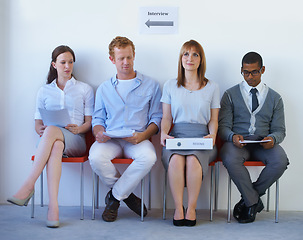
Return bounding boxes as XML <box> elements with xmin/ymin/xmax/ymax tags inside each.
<box><xmin>103</xmin><ymin>130</ymin><xmax>135</xmax><ymax>138</ymax></box>
<box><xmin>39</xmin><ymin>108</ymin><xmax>71</xmax><ymax>127</ymax></box>
<box><xmin>239</xmin><ymin>139</ymin><xmax>271</xmax><ymax>144</ymax></box>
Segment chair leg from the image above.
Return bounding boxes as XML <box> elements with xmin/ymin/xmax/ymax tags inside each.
<box><xmin>141</xmin><ymin>177</ymin><xmax>145</xmax><ymax>222</ymax></box>
<box><xmin>215</xmin><ymin>162</ymin><xmax>220</xmax><ymax>211</ymax></box>
<box><xmin>31</xmin><ymin>191</ymin><xmax>35</xmax><ymax>218</ymax></box>
<box><xmin>96</xmin><ymin>176</ymin><xmax>99</xmax><ymax>209</ymax></box>
<box><xmin>40</xmin><ymin>172</ymin><xmax>43</xmax><ymax>207</ymax></box>
<box><xmin>267</xmin><ymin>187</ymin><xmax>270</xmax><ymax>212</ymax></box>
<box><xmin>163</xmin><ymin>171</ymin><xmax>167</xmax><ymax>220</ymax></box>
<box><xmin>92</xmin><ymin>172</ymin><xmax>96</xmax><ymax>220</ymax></box>
<box><xmin>275</xmin><ymin>179</ymin><xmax>279</xmax><ymax>223</ymax></box>
<box><xmin>148</xmin><ymin>171</ymin><xmax>151</xmax><ymax>210</ymax></box>
<box><xmin>80</xmin><ymin>162</ymin><xmax>84</xmax><ymax>220</ymax></box>
<box><xmin>31</xmin><ymin>172</ymin><xmax>44</xmax><ymax>218</ymax></box>
<box><xmin>227</xmin><ymin>176</ymin><xmax>231</xmax><ymax>223</ymax></box>
<box><xmin>210</xmin><ymin>165</ymin><xmax>214</xmax><ymax>222</ymax></box>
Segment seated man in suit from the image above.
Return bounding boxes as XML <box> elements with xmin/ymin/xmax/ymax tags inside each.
<box><xmin>218</xmin><ymin>52</ymin><xmax>289</xmax><ymax>223</ymax></box>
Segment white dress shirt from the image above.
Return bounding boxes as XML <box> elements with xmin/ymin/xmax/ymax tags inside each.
<box><xmin>241</xmin><ymin>81</ymin><xmax>266</xmax><ymax>111</ymax></box>
<box><xmin>35</xmin><ymin>77</ymin><xmax>94</xmax><ymax>126</ymax></box>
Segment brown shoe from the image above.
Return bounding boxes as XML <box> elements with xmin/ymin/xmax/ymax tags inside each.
<box><xmin>123</xmin><ymin>193</ymin><xmax>147</xmax><ymax>217</ymax></box>
<box><xmin>102</xmin><ymin>191</ymin><xmax>120</xmax><ymax>222</ymax></box>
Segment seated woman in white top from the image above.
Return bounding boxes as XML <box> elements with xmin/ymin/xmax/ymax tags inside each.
<box><xmin>7</xmin><ymin>45</ymin><xmax>94</xmax><ymax>228</ymax></box>
<box><xmin>160</xmin><ymin>40</ymin><xmax>220</xmax><ymax>227</ymax></box>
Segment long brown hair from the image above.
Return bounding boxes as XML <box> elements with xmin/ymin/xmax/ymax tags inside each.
<box><xmin>47</xmin><ymin>45</ymin><xmax>75</xmax><ymax>84</ymax></box>
<box><xmin>177</xmin><ymin>40</ymin><xmax>207</xmax><ymax>87</ymax></box>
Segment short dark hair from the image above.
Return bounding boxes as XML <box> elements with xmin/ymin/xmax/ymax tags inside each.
<box><xmin>242</xmin><ymin>52</ymin><xmax>263</xmax><ymax>68</ymax></box>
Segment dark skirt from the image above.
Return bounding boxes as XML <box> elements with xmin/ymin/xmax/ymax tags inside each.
<box><xmin>162</xmin><ymin>123</ymin><xmax>217</xmax><ymax>177</ymax></box>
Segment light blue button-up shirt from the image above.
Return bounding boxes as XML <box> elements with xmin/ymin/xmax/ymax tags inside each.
<box><xmin>92</xmin><ymin>72</ymin><xmax>162</xmax><ymax>133</ymax></box>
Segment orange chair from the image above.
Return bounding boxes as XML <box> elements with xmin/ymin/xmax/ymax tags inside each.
<box><xmin>30</xmin><ymin>130</ymin><xmax>95</xmax><ymax>220</ymax></box>
<box><xmin>92</xmin><ymin>158</ymin><xmax>150</xmax><ymax>222</ymax></box>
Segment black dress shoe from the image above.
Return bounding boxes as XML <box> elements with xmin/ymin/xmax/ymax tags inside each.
<box><xmin>102</xmin><ymin>190</ymin><xmax>120</xmax><ymax>222</ymax></box>
<box><xmin>233</xmin><ymin>198</ymin><xmax>245</xmax><ymax>220</ymax></box>
<box><xmin>123</xmin><ymin>193</ymin><xmax>147</xmax><ymax>217</ymax></box>
<box><xmin>238</xmin><ymin>198</ymin><xmax>264</xmax><ymax>223</ymax></box>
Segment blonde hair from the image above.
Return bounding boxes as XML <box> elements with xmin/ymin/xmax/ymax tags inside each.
<box><xmin>108</xmin><ymin>36</ymin><xmax>135</xmax><ymax>59</ymax></box>
<box><xmin>177</xmin><ymin>40</ymin><xmax>208</xmax><ymax>87</ymax></box>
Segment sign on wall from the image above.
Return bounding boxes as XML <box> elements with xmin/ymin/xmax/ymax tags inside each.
<box><xmin>139</xmin><ymin>7</ymin><xmax>178</xmax><ymax>34</ymax></box>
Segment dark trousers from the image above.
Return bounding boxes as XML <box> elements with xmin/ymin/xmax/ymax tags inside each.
<box><xmin>220</xmin><ymin>142</ymin><xmax>289</xmax><ymax>207</ymax></box>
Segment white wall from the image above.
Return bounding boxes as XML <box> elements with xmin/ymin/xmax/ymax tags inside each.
<box><xmin>2</xmin><ymin>0</ymin><xmax>303</xmax><ymax>211</ymax></box>
<box><xmin>0</xmin><ymin>0</ymin><xmax>8</xmax><ymax>201</ymax></box>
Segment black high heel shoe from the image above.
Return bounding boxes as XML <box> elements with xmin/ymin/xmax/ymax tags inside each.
<box><xmin>184</xmin><ymin>218</ymin><xmax>196</xmax><ymax>226</ymax></box>
<box><xmin>184</xmin><ymin>209</ymin><xmax>196</xmax><ymax>227</ymax></box>
<box><xmin>173</xmin><ymin>206</ymin><xmax>185</xmax><ymax>226</ymax></box>
<box><xmin>173</xmin><ymin>218</ymin><xmax>185</xmax><ymax>226</ymax></box>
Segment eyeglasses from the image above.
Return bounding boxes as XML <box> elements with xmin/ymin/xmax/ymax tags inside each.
<box><xmin>241</xmin><ymin>68</ymin><xmax>262</xmax><ymax>77</ymax></box>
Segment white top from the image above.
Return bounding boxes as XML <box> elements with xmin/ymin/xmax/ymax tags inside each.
<box><xmin>116</xmin><ymin>78</ymin><xmax>136</xmax><ymax>103</ymax></box>
<box><xmin>241</xmin><ymin>81</ymin><xmax>266</xmax><ymax>111</ymax></box>
<box><xmin>161</xmin><ymin>78</ymin><xmax>220</xmax><ymax>124</ymax></box>
<box><xmin>35</xmin><ymin>77</ymin><xmax>94</xmax><ymax>126</ymax></box>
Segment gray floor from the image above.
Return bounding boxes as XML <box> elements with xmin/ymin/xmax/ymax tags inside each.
<box><xmin>1</xmin><ymin>204</ymin><xmax>303</xmax><ymax>240</ymax></box>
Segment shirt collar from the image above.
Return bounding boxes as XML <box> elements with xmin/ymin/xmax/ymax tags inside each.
<box><xmin>111</xmin><ymin>71</ymin><xmax>142</xmax><ymax>86</ymax></box>
<box><xmin>242</xmin><ymin>80</ymin><xmax>264</xmax><ymax>94</ymax></box>
<box><xmin>50</xmin><ymin>77</ymin><xmax>76</xmax><ymax>87</ymax></box>
<box><xmin>66</xmin><ymin>77</ymin><xmax>76</xmax><ymax>87</ymax></box>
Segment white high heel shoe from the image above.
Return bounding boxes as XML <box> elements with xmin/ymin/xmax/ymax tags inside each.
<box><xmin>46</xmin><ymin>220</ymin><xmax>60</xmax><ymax>228</ymax></box>
<box><xmin>7</xmin><ymin>190</ymin><xmax>34</xmax><ymax>206</ymax></box>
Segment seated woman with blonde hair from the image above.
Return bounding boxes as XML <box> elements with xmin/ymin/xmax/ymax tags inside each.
<box><xmin>160</xmin><ymin>40</ymin><xmax>220</xmax><ymax>226</ymax></box>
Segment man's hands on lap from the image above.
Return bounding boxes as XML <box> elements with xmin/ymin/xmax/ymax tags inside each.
<box><xmin>232</xmin><ymin>134</ymin><xmax>274</xmax><ymax>149</ymax></box>
<box><xmin>123</xmin><ymin>132</ymin><xmax>146</xmax><ymax>145</ymax></box>
<box><xmin>95</xmin><ymin>131</ymin><xmax>111</xmax><ymax>143</ymax></box>
<box><xmin>232</xmin><ymin>134</ymin><xmax>246</xmax><ymax>148</ymax></box>
<box><xmin>93</xmin><ymin>125</ymin><xmax>111</xmax><ymax>143</ymax></box>
<box><xmin>260</xmin><ymin>136</ymin><xmax>274</xmax><ymax>149</ymax></box>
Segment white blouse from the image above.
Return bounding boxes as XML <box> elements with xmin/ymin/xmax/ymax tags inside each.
<box><xmin>35</xmin><ymin>77</ymin><xmax>94</xmax><ymax>126</ymax></box>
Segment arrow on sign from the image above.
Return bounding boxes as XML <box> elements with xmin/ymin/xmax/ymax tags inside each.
<box><xmin>145</xmin><ymin>19</ymin><xmax>174</xmax><ymax>28</ymax></box>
